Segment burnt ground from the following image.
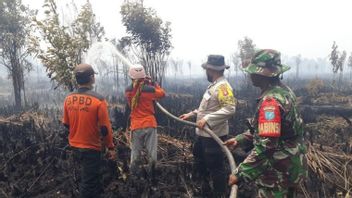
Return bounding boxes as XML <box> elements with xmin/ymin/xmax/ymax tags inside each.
<box><xmin>0</xmin><ymin>77</ymin><xmax>352</xmax><ymax>198</ymax></box>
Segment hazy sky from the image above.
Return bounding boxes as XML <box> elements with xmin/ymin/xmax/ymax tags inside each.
<box><xmin>23</xmin><ymin>0</ymin><xmax>352</xmax><ymax>66</ymax></box>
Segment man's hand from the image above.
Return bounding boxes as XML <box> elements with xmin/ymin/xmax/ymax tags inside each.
<box><xmin>125</xmin><ymin>131</ymin><xmax>132</xmax><ymax>144</ymax></box>
<box><xmin>228</xmin><ymin>174</ymin><xmax>238</xmax><ymax>186</ymax></box>
<box><xmin>179</xmin><ymin>112</ymin><xmax>193</xmax><ymax>120</ymax></box>
<box><xmin>223</xmin><ymin>138</ymin><xmax>238</xmax><ymax>150</ymax></box>
<box><xmin>106</xmin><ymin>149</ymin><xmax>117</xmax><ymax>161</ymax></box>
<box><xmin>196</xmin><ymin>118</ymin><xmax>207</xmax><ymax>129</ymax></box>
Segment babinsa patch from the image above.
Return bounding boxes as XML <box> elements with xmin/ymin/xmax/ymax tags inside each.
<box><xmin>258</xmin><ymin>97</ymin><xmax>281</xmax><ymax>137</ymax></box>
<box><xmin>264</xmin><ymin>106</ymin><xmax>276</xmax><ymax>120</ymax></box>
<box><xmin>265</xmin><ymin>111</ymin><xmax>275</xmax><ymax>120</ymax></box>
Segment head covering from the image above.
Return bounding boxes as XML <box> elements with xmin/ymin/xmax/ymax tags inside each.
<box><xmin>242</xmin><ymin>49</ymin><xmax>290</xmax><ymax>77</ymax></box>
<box><xmin>128</xmin><ymin>64</ymin><xmax>146</xmax><ymax>79</ymax></box>
<box><xmin>202</xmin><ymin>55</ymin><xmax>230</xmax><ymax>71</ymax></box>
<box><xmin>74</xmin><ymin>63</ymin><xmax>97</xmax><ymax>77</ymax></box>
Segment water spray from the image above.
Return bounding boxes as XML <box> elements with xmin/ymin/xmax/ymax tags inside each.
<box><xmin>112</xmin><ymin>46</ymin><xmax>238</xmax><ymax>198</ymax></box>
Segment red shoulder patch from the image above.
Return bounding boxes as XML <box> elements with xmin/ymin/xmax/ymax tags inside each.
<box><xmin>220</xmin><ymin>85</ymin><xmax>229</xmax><ymax>96</ymax></box>
<box><xmin>258</xmin><ymin>97</ymin><xmax>281</xmax><ymax>137</ymax></box>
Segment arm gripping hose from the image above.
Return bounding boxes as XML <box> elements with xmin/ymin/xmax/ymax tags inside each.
<box><xmin>155</xmin><ymin>102</ymin><xmax>238</xmax><ymax>198</ymax></box>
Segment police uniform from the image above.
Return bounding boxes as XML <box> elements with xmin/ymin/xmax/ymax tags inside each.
<box><xmin>190</xmin><ymin>55</ymin><xmax>237</xmax><ymax>197</ymax></box>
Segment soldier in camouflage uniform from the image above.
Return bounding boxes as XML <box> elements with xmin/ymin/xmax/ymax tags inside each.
<box><xmin>225</xmin><ymin>49</ymin><xmax>307</xmax><ymax>198</ymax></box>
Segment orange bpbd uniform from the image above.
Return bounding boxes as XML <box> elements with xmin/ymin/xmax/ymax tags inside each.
<box><xmin>62</xmin><ymin>87</ymin><xmax>114</xmax><ymax>151</ymax></box>
<box><xmin>125</xmin><ymin>83</ymin><xmax>165</xmax><ymax>131</ymax></box>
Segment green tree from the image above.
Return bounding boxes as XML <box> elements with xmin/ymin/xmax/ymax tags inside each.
<box><xmin>337</xmin><ymin>50</ymin><xmax>347</xmax><ymax>73</ymax></box>
<box><xmin>111</xmin><ymin>37</ymin><xmax>134</xmax><ymax>86</ymax></box>
<box><xmin>231</xmin><ymin>52</ymin><xmax>240</xmax><ymax>78</ymax></box>
<box><xmin>0</xmin><ymin>0</ymin><xmax>35</xmax><ymax>110</ymax></box>
<box><xmin>337</xmin><ymin>50</ymin><xmax>346</xmax><ymax>86</ymax></box>
<box><xmin>187</xmin><ymin>61</ymin><xmax>192</xmax><ymax>79</ymax></box>
<box><xmin>348</xmin><ymin>52</ymin><xmax>352</xmax><ymax>79</ymax></box>
<box><xmin>329</xmin><ymin>42</ymin><xmax>347</xmax><ymax>88</ymax></box>
<box><xmin>238</xmin><ymin>37</ymin><xmax>256</xmax><ymax>88</ymax></box>
<box><xmin>170</xmin><ymin>58</ymin><xmax>183</xmax><ymax>80</ymax></box>
<box><xmin>329</xmin><ymin>41</ymin><xmax>340</xmax><ymax>89</ymax></box>
<box><xmin>295</xmin><ymin>54</ymin><xmax>302</xmax><ymax>79</ymax></box>
<box><xmin>238</xmin><ymin>37</ymin><xmax>256</xmax><ymax>67</ymax></box>
<box><xmin>32</xmin><ymin>0</ymin><xmax>104</xmax><ymax>91</ymax></box>
<box><xmin>120</xmin><ymin>1</ymin><xmax>172</xmax><ymax>84</ymax></box>
<box><xmin>330</xmin><ymin>41</ymin><xmax>339</xmax><ymax>74</ymax></box>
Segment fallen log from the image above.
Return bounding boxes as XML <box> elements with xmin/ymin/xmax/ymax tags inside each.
<box><xmin>0</xmin><ymin>118</ymin><xmax>23</xmax><ymax>126</ymax></box>
<box><xmin>300</xmin><ymin>105</ymin><xmax>352</xmax><ymax>121</ymax></box>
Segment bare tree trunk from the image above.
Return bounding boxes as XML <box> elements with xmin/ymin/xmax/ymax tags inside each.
<box><xmin>22</xmin><ymin>79</ymin><xmax>27</xmax><ymax>107</ymax></box>
<box><xmin>10</xmin><ymin>43</ymin><xmax>22</xmax><ymax>110</ymax></box>
<box><xmin>12</xmin><ymin>66</ymin><xmax>22</xmax><ymax>110</ymax></box>
<box><xmin>115</xmin><ymin>59</ymin><xmax>119</xmax><ymax>91</ymax></box>
<box><xmin>124</xmin><ymin>64</ymin><xmax>128</xmax><ymax>86</ymax></box>
<box><xmin>21</xmin><ymin>69</ymin><xmax>27</xmax><ymax>107</ymax></box>
<box><xmin>338</xmin><ymin>72</ymin><xmax>343</xmax><ymax>90</ymax></box>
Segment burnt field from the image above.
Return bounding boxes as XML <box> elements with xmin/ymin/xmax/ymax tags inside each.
<box><xmin>0</xmin><ymin>76</ymin><xmax>352</xmax><ymax>198</ymax></box>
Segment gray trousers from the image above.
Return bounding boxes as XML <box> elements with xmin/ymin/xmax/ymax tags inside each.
<box><xmin>130</xmin><ymin>128</ymin><xmax>157</xmax><ymax>175</ymax></box>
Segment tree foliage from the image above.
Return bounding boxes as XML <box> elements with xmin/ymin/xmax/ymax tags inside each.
<box><xmin>329</xmin><ymin>42</ymin><xmax>347</xmax><ymax>88</ymax></box>
<box><xmin>348</xmin><ymin>52</ymin><xmax>352</xmax><ymax>79</ymax></box>
<box><xmin>111</xmin><ymin>37</ymin><xmax>133</xmax><ymax>86</ymax></box>
<box><xmin>187</xmin><ymin>61</ymin><xmax>192</xmax><ymax>78</ymax></box>
<box><xmin>32</xmin><ymin>0</ymin><xmax>104</xmax><ymax>91</ymax></box>
<box><xmin>306</xmin><ymin>78</ymin><xmax>324</xmax><ymax>97</ymax></box>
<box><xmin>348</xmin><ymin>53</ymin><xmax>352</xmax><ymax>68</ymax></box>
<box><xmin>0</xmin><ymin>0</ymin><xmax>36</xmax><ymax>109</ymax></box>
<box><xmin>170</xmin><ymin>58</ymin><xmax>183</xmax><ymax>79</ymax></box>
<box><xmin>295</xmin><ymin>54</ymin><xmax>302</xmax><ymax>79</ymax></box>
<box><xmin>337</xmin><ymin>50</ymin><xmax>347</xmax><ymax>73</ymax></box>
<box><xmin>348</xmin><ymin>53</ymin><xmax>352</xmax><ymax>67</ymax></box>
<box><xmin>231</xmin><ymin>52</ymin><xmax>240</xmax><ymax>76</ymax></box>
<box><xmin>238</xmin><ymin>37</ymin><xmax>256</xmax><ymax>67</ymax></box>
<box><xmin>330</xmin><ymin>41</ymin><xmax>340</xmax><ymax>74</ymax></box>
<box><xmin>120</xmin><ymin>1</ymin><xmax>172</xmax><ymax>84</ymax></box>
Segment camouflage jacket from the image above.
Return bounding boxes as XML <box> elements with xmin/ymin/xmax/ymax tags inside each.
<box><xmin>234</xmin><ymin>84</ymin><xmax>307</xmax><ymax>190</ymax></box>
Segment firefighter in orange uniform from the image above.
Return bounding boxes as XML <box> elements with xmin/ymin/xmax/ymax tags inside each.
<box><xmin>125</xmin><ymin>64</ymin><xmax>165</xmax><ymax>182</ymax></box>
<box><xmin>62</xmin><ymin>63</ymin><xmax>115</xmax><ymax>198</ymax></box>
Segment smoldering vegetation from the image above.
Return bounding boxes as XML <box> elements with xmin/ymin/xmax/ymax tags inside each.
<box><xmin>1</xmin><ymin>75</ymin><xmax>352</xmax><ymax>198</ymax></box>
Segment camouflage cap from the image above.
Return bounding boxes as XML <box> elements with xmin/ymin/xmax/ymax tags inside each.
<box><xmin>242</xmin><ymin>49</ymin><xmax>290</xmax><ymax>77</ymax></box>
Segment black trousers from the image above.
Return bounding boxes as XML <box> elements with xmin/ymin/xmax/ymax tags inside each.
<box><xmin>193</xmin><ymin>135</ymin><xmax>228</xmax><ymax>197</ymax></box>
<box><xmin>73</xmin><ymin>148</ymin><xmax>103</xmax><ymax>198</ymax></box>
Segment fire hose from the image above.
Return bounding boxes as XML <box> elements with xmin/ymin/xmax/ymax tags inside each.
<box><xmin>155</xmin><ymin>102</ymin><xmax>238</xmax><ymax>198</ymax></box>
<box><xmin>113</xmin><ymin>49</ymin><xmax>238</xmax><ymax>198</ymax></box>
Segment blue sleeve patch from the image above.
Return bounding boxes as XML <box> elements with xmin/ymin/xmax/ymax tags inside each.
<box><xmin>264</xmin><ymin>111</ymin><xmax>275</xmax><ymax>120</ymax></box>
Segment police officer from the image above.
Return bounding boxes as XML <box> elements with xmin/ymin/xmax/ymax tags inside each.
<box><xmin>62</xmin><ymin>63</ymin><xmax>115</xmax><ymax>198</ymax></box>
<box><xmin>225</xmin><ymin>49</ymin><xmax>307</xmax><ymax>198</ymax></box>
<box><xmin>180</xmin><ymin>55</ymin><xmax>237</xmax><ymax>197</ymax></box>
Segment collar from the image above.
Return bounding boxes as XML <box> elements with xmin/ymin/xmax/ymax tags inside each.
<box><xmin>208</xmin><ymin>76</ymin><xmax>226</xmax><ymax>89</ymax></box>
<box><xmin>77</xmin><ymin>87</ymin><xmax>91</xmax><ymax>93</ymax></box>
<box><xmin>256</xmin><ymin>85</ymin><xmax>283</xmax><ymax>102</ymax></box>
